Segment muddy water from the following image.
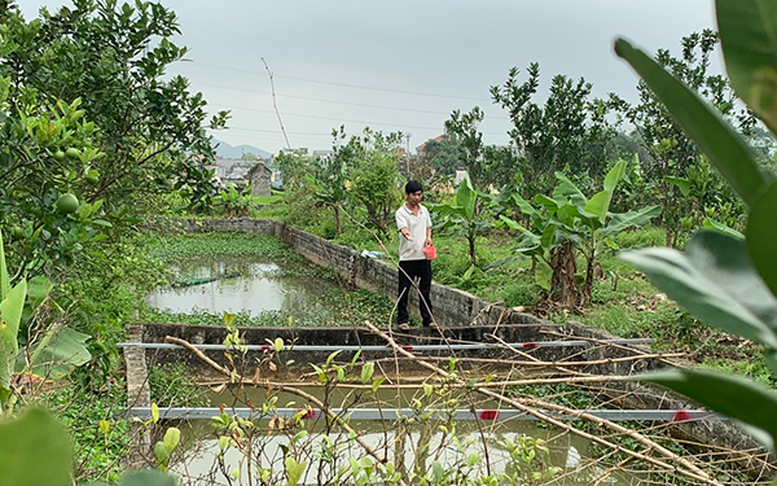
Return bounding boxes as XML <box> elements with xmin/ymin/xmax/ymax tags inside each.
<box><xmin>146</xmin><ymin>257</ymin><xmax>343</xmax><ymax>317</ymax></box>
<box><xmin>169</xmin><ymin>386</ymin><xmax>638</xmax><ymax>486</ymax></box>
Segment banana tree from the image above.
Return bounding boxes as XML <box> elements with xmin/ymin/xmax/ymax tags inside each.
<box><xmin>0</xmin><ymin>230</ymin><xmax>91</xmax><ymax>415</ymax></box>
<box><xmin>555</xmin><ymin>159</ymin><xmax>662</xmax><ymax>304</ymax></box>
<box><xmin>0</xmin><ymin>230</ymin><xmax>27</xmax><ymax>414</ymax></box>
<box><xmin>434</xmin><ymin>173</ymin><xmax>495</xmax><ymax>268</ymax></box>
<box><xmin>502</xmin><ymin>158</ymin><xmax>661</xmax><ymax>306</ymax></box>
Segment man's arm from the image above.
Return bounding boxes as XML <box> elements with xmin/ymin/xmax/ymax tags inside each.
<box><xmin>396</xmin><ymin>211</ymin><xmax>413</xmax><ymax>241</ymax></box>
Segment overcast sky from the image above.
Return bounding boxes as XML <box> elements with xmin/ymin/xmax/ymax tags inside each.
<box><xmin>14</xmin><ymin>1</ymin><xmax>719</xmax><ymax>155</ymax></box>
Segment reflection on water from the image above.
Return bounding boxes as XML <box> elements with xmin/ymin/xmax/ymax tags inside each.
<box><xmin>167</xmin><ymin>386</ymin><xmax>637</xmax><ymax>486</ymax></box>
<box><xmin>146</xmin><ymin>258</ymin><xmax>329</xmax><ymax>317</ymax></box>
<box><xmin>172</xmin><ymin>417</ymin><xmax>632</xmax><ymax>486</ymax></box>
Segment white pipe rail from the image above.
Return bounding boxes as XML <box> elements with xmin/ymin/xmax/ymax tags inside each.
<box><xmin>117</xmin><ymin>338</ymin><xmax>653</xmax><ymax>352</ymax></box>
<box><xmin>126</xmin><ymin>406</ymin><xmax>721</xmax><ymax>422</ymax></box>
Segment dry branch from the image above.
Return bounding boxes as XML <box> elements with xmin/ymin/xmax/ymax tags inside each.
<box><xmin>165</xmin><ymin>335</ymin><xmax>408</xmax><ymax>486</ymax></box>
<box><xmin>364</xmin><ymin>321</ymin><xmax>723</xmax><ymax>486</ymax></box>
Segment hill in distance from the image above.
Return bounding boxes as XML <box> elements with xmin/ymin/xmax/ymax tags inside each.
<box><xmin>212</xmin><ymin>138</ymin><xmax>272</xmax><ymax>160</ymax></box>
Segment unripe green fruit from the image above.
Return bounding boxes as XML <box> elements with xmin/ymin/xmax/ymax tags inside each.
<box><xmin>54</xmin><ymin>150</ymin><xmax>66</xmax><ymax>161</ymax></box>
<box><xmin>85</xmin><ymin>169</ymin><xmax>100</xmax><ymax>185</ymax></box>
<box><xmin>56</xmin><ymin>193</ymin><xmax>79</xmax><ymax>214</ymax></box>
<box><xmin>65</xmin><ymin>147</ymin><xmax>80</xmax><ymax>160</ymax></box>
<box><xmin>11</xmin><ymin>226</ymin><xmax>24</xmax><ymax>240</ymax></box>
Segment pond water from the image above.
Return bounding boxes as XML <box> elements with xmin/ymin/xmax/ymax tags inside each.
<box><xmin>167</xmin><ymin>385</ymin><xmax>639</xmax><ymax>486</ymax></box>
<box><xmin>145</xmin><ymin>256</ymin><xmax>390</xmax><ymax>326</ymax></box>
<box><xmin>147</xmin><ymin>260</ymin><xmax>294</xmax><ymax>315</ymax></box>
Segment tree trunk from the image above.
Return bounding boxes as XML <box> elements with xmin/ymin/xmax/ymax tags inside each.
<box><xmin>582</xmin><ymin>249</ymin><xmax>595</xmax><ymax>306</ymax></box>
<box><xmin>468</xmin><ymin>235</ymin><xmax>476</xmax><ymax>267</ymax></box>
<box><xmin>550</xmin><ymin>242</ymin><xmax>578</xmax><ymax>308</ymax></box>
<box><xmin>333</xmin><ymin>205</ymin><xmax>342</xmax><ymax>235</ymax></box>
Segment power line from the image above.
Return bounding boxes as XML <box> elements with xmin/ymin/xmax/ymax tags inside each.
<box><xmin>212</xmin><ymin>105</ymin><xmax>446</xmax><ymax>132</ymax></box>
<box><xmin>209</xmin><ymin>127</ymin><xmax>331</xmax><ymax>136</ymax></box>
<box><xmin>276</xmin><ymin>73</ymin><xmax>491</xmax><ymax>102</ymax></box>
<box><xmin>210</xmin><ymin>105</ymin><xmax>507</xmax><ymax>136</ymax></box>
<box><xmin>195</xmin><ymin>81</ymin><xmax>507</xmax><ymax>119</ymax></box>
<box><xmin>183</xmin><ymin>61</ymin><xmax>492</xmax><ymax>102</ymax></box>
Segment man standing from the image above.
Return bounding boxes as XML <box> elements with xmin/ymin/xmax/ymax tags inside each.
<box><xmin>395</xmin><ymin>180</ymin><xmax>434</xmax><ymax>330</ymax></box>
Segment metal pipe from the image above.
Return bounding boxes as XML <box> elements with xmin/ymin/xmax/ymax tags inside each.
<box><xmin>125</xmin><ymin>406</ymin><xmax>721</xmax><ymax>422</ymax></box>
<box><xmin>116</xmin><ymin>338</ymin><xmax>653</xmax><ymax>352</ymax></box>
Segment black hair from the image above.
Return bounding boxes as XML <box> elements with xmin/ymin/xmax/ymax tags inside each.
<box><xmin>405</xmin><ymin>180</ymin><xmax>423</xmax><ymax>194</ymax></box>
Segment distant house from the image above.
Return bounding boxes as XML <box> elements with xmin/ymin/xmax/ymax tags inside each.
<box><xmin>247</xmin><ymin>162</ymin><xmax>273</xmax><ymax>196</ymax></box>
<box><xmin>416</xmin><ymin>135</ymin><xmax>445</xmax><ymax>159</ymax></box>
<box><xmin>454</xmin><ymin>168</ymin><xmax>468</xmax><ymax>186</ymax></box>
<box><xmin>312</xmin><ymin>149</ymin><xmax>334</xmax><ymax>160</ymax></box>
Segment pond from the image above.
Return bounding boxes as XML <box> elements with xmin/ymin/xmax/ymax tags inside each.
<box><xmin>144</xmin><ymin>255</ymin><xmax>393</xmax><ymax>327</ymax></box>
<box><xmin>164</xmin><ymin>385</ymin><xmax>640</xmax><ymax>486</ymax></box>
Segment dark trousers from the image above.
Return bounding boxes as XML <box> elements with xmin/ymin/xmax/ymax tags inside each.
<box><xmin>397</xmin><ymin>259</ymin><xmax>433</xmax><ymax>326</ymax></box>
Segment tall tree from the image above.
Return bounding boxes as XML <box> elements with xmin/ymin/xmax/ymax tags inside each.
<box><xmin>490</xmin><ymin>63</ymin><xmax>617</xmax><ymax>196</ymax></box>
<box><xmin>0</xmin><ymin>0</ymin><xmax>227</xmax><ymax>275</ymax></box>
<box><xmin>339</xmin><ymin>128</ymin><xmax>404</xmax><ymax>239</ymax></box>
<box><xmin>608</xmin><ymin>29</ymin><xmax>754</xmax><ymax>246</ymax></box>
<box><xmin>2</xmin><ymin>0</ymin><xmax>228</xmax><ymax>213</ymax></box>
<box><xmin>444</xmin><ymin>107</ymin><xmax>486</xmax><ymax>187</ymax></box>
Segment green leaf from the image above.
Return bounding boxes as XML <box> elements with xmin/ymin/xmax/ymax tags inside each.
<box><xmin>16</xmin><ymin>327</ymin><xmax>91</xmax><ymax>379</ymax></box>
<box><xmin>746</xmin><ymin>181</ymin><xmax>777</xmax><ymax>298</ymax></box>
<box><xmin>285</xmin><ymin>457</ymin><xmax>307</xmax><ymax>486</ymax></box>
<box><xmin>702</xmin><ymin>218</ymin><xmax>745</xmax><ymax>240</ymax></box>
<box><xmin>586</xmin><ymin>159</ymin><xmax>626</xmax><ymax>222</ymax></box>
<box><xmin>0</xmin><ymin>408</ymin><xmax>72</xmax><ymax>486</ymax></box>
<box><xmin>26</xmin><ymin>275</ymin><xmax>52</xmax><ymax>306</ymax></box>
<box><xmin>552</xmin><ymin>172</ymin><xmax>588</xmax><ymax>211</ymax></box>
<box><xmin>600</xmin><ymin>206</ymin><xmax>662</xmax><ymax>239</ymax></box>
<box><xmin>0</xmin><ymin>231</ymin><xmax>9</xmax><ymax>300</ymax></box>
<box><xmin>154</xmin><ymin>441</ymin><xmax>169</xmax><ymax>466</ymax></box>
<box><xmin>664</xmin><ymin>176</ymin><xmax>691</xmax><ymax>197</ymax></box>
<box><xmin>644</xmin><ymin>368</ymin><xmax>777</xmax><ymax>450</ymax></box>
<box><xmin>716</xmin><ymin>0</ymin><xmax>777</xmax><ymax>134</ymax></box>
<box><xmin>535</xmin><ymin>259</ymin><xmax>552</xmax><ymax>291</ymax></box>
<box><xmin>119</xmin><ymin>471</ymin><xmax>175</xmax><ymax>486</ymax></box>
<box><xmin>222</xmin><ymin>312</ymin><xmax>237</xmax><ymax>328</ymax></box>
<box><xmin>456</xmin><ymin>173</ymin><xmax>477</xmax><ymax>222</ymax></box>
<box><xmin>511</xmin><ymin>193</ymin><xmax>539</xmax><ymax>219</ymax></box>
<box><xmin>686</xmin><ymin>231</ymin><xmax>777</xmax><ymax>331</ymax></box>
<box><xmin>621</xmin><ymin>231</ymin><xmax>777</xmax><ymax>347</ymax></box>
<box><xmin>163</xmin><ymin>427</ymin><xmax>181</xmax><ymax>453</ymax></box>
<box><xmin>360</xmin><ymin>362</ymin><xmax>374</xmax><ymax>384</ymax></box>
<box><xmin>0</xmin><ymin>279</ymin><xmax>27</xmax><ymax>391</ymax></box>
<box><xmin>614</xmin><ymin>37</ymin><xmax>769</xmax><ymax>208</ymax></box>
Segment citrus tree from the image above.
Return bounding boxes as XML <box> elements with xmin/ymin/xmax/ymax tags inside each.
<box><xmin>340</xmin><ymin>128</ymin><xmax>403</xmax><ymax>239</ymax></box>
<box><xmin>615</xmin><ymin>0</ymin><xmax>777</xmax><ymax>454</ymax></box>
<box><xmin>1</xmin><ymin>1</ymin><xmax>228</xmax><ymax>223</ymax></box>
<box><xmin>609</xmin><ymin>30</ymin><xmax>755</xmax><ymax>247</ymax></box>
<box><xmin>0</xmin><ymin>0</ymin><xmax>227</xmax><ymax>276</ymax></box>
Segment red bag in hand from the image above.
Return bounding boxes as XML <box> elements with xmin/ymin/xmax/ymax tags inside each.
<box><xmin>423</xmin><ymin>245</ymin><xmax>437</xmax><ymax>260</ymax></box>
